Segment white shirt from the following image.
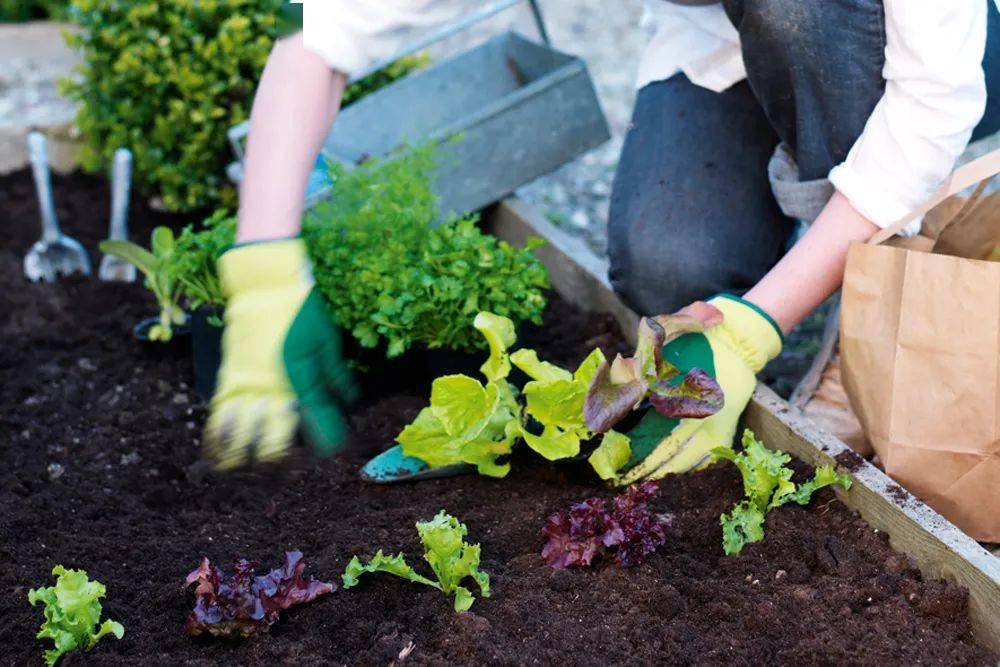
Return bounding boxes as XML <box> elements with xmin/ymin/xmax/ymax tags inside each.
<box><xmin>300</xmin><ymin>0</ymin><xmax>994</xmax><ymax>231</ymax></box>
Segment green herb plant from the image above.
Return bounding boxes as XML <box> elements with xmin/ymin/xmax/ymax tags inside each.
<box><xmin>28</xmin><ymin>566</ymin><xmax>124</xmax><ymax>666</ymax></box>
<box><xmin>100</xmin><ymin>227</ymin><xmax>187</xmax><ymax>341</ymax></box>
<box><xmin>303</xmin><ymin>145</ymin><xmax>549</xmax><ymax>357</ymax></box>
<box><xmin>712</xmin><ymin>429</ymin><xmax>852</xmax><ymax>555</ymax></box>
<box><xmin>343</xmin><ymin>511</ymin><xmax>491</xmax><ymax>612</ymax></box>
<box><xmin>397</xmin><ymin>311</ymin><xmax>632</xmax><ymax>480</ymax></box>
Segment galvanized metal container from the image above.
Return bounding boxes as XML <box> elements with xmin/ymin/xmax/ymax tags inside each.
<box><xmin>308</xmin><ymin>31</ymin><xmax>610</xmax><ymax>216</ymax></box>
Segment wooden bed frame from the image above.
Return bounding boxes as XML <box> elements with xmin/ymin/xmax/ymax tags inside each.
<box><xmin>486</xmin><ymin>196</ymin><xmax>1000</xmax><ymax>652</ymax></box>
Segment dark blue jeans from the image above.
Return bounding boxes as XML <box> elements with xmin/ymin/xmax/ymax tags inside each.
<box><xmin>608</xmin><ymin>0</ymin><xmax>1000</xmax><ymax>316</ymax></box>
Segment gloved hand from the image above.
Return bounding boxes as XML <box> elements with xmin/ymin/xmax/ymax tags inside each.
<box><xmin>619</xmin><ymin>294</ymin><xmax>782</xmax><ymax>484</ymax></box>
<box><xmin>205</xmin><ymin>238</ymin><xmax>357</xmax><ymax>470</ymax></box>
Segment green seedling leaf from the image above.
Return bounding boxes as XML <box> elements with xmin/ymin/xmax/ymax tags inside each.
<box><xmin>475</xmin><ymin>311</ymin><xmax>516</xmax><ymax>382</ymax></box>
<box><xmin>521</xmin><ymin>424</ymin><xmax>581</xmax><ymax>461</ymax></box>
<box><xmin>98</xmin><ymin>240</ymin><xmax>158</xmax><ymax>277</ymax></box>
<box><xmin>343</xmin><ymin>511</ymin><xmax>491</xmax><ymax>612</ymax></box>
<box><xmin>342</xmin><ymin>551</ymin><xmax>437</xmax><ymax>589</ymax></box>
<box><xmin>28</xmin><ymin>566</ymin><xmax>124</xmax><ymax>666</ymax></box>
<box><xmin>588</xmin><ymin>430</ymin><xmax>632</xmax><ymax>481</ymax></box>
<box><xmin>509</xmin><ymin>348</ymin><xmax>572</xmax><ymax>382</ymax></box>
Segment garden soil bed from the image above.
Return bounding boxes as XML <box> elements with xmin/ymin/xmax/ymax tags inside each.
<box><xmin>1</xmin><ymin>169</ymin><xmax>996</xmax><ymax>666</ymax></box>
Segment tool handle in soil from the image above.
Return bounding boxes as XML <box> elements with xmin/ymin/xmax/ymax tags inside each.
<box><xmin>27</xmin><ymin>132</ymin><xmax>62</xmax><ymax>243</ymax></box>
<box><xmin>109</xmin><ymin>148</ymin><xmax>133</xmax><ymax>241</ymax></box>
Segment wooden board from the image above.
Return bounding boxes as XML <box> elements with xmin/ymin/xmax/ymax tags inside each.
<box><xmin>486</xmin><ymin>196</ymin><xmax>1000</xmax><ymax>652</ymax></box>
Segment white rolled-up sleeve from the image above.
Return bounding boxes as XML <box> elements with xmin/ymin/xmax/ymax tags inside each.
<box><xmin>299</xmin><ymin>0</ymin><xmax>473</xmax><ymax>76</ymax></box>
<box><xmin>828</xmin><ymin>0</ymin><xmax>989</xmax><ymax>231</ymax></box>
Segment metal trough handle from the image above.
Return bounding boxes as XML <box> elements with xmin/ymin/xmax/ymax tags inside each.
<box><xmin>228</xmin><ymin>0</ymin><xmax>550</xmax><ymax>161</ymax></box>
<box><xmin>352</xmin><ymin>0</ymin><xmax>550</xmax><ymax>83</ymax></box>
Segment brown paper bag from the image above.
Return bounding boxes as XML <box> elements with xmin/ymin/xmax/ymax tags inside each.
<box><xmin>840</xmin><ymin>149</ymin><xmax>1000</xmax><ymax>541</ymax></box>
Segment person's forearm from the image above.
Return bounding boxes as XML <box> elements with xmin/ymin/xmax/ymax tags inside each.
<box><xmin>742</xmin><ymin>191</ymin><xmax>879</xmax><ymax>334</ymax></box>
<box><xmin>236</xmin><ymin>33</ymin><xmax>346</xmax><ymax>243</ymax></box>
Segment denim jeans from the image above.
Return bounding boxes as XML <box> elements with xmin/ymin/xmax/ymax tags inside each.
<box><xmin>608</xmin><ymin>0</ymin><xmax>1000</xmax><ymax>316</ymax></box>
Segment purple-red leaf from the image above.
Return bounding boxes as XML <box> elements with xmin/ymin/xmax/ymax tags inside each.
<box><xmin>648</xmin><ymin>368</ymin><xmax>724</xmax><ymax>420</ymax></box>
<box><xmin>184</xmin><ymin>551</ymin><xmax>334</xmax><ymax>639</ymax></box>
<box><xmin>541</xmin><ymin>482</ymin><xmax>672</xmax><ymax>569</ymax></box>
<box><xmin>583</xmin><ymin>357</ymin><xmax>648</xmax><ymax>434</ymax></box>
<box><xmin>584</xmin><ymin>303</ymin><xmax>724</xmax><ymax>433</ymax></box>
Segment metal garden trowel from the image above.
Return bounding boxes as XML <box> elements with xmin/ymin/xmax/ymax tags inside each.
<box><xmin>360</xmin><ymin>444</ymin><xmax>474</xmax><ymax>483</ymax></box>
<box><xmin>98</xmin><ymin>148</ymin><xmax>136</xmax><ymax>282</ymax></box>
<box><xmin>23</xmin><ymin>132</ymin><xmax>92</xmax><ymax>282</ymax></box>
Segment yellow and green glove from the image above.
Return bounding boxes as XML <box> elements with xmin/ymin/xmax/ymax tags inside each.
<box><xmin>619</xmin><ymin>295</ymin><xmax>782</xmax><ymax>484</ymax></box>
<box><xmin>205</xmin><ymin>238</ymin><xmax>357</xmax><ymax>470</ymax></box>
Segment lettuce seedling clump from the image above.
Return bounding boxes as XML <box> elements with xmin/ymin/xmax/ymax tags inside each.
<box><xmin>343</xmin><ymin>511</ymin><xmax>491</xmax><ymax>612</ymax></box>
<box><xmin>397</xmin><ymin>311</ymin><xmax>633</xmax><ymax>480</ymax></box>
<box><xmin>585</xmin><ymin>302</ymin><xmax>724</xmax><ymax>433</ymax></box>
<box><xmin>99</xmin><ymin>226</ymin><xmax>187</xmax><ymax>341</ymax></box>
<box><xmin>165</xmin><ymin>209</ymin><xmax>236</xmax><ymax>318</ymax></box>
<box><xmin>541</xmin><ymin>481</ymin><xmax>672</xmax><ymax>569</ymax></box>
<box><xmin>184</xmin><ymin>551</ymin><xmax>334</xmax><ymax>639</ymax></box>
<box><xmin>28</xmin><ymin>566</ymin><xmax>124</xmax><ymax>666</ymax></box>
<box><xmin>712</xmin><ymin>430</ymin><xmax>853</xmax><ymax>555</ymax></box>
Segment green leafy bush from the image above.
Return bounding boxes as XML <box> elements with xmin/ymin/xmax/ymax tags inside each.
<box><xmin>304</xmin><ymin>148</ymin><xmax>549</xmax><ymax>357</ymax></box>
<box><xmin>28</xmin><ymin>566</ymin><xmax>124</xmax><ymax>666</ymax></box>
<box><xmin>712</xmin><ymin>430</ymin><xmax>852</xmax><ymax>555</ymax></box>
<box><xmin>62</xmin><ymin>0</ymin><xmax>427</xmax><ymax>212</ymax></box>
<box><xmin>343</xmin><ymin>511</ymin><xmax>491</xmax><ymax>612</ymax></box>
<box><xmin>0</xmin><ymin>0</ymin><xmax>67</xmax><ymax>21</ymax></box>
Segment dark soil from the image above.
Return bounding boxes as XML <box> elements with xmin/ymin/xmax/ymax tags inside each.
<box><xmin>1</xmin><ymin>170</ymin><xmax>995</xmax><ymax>666</ymax></box>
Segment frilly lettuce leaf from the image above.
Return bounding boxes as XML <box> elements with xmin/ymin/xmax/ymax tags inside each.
<box><xmin>28</xmin><ymin>566</ymin><xmax>124</xmax><ymax>667</ymax></box>
<box><xmin>713</xmin><ymin>430</ymin><xmax>852</xmax><ymax>555</ymax></box>
<box><xmin>344</xmin><ymin>511</ymin><xmax>491</xmax><ymax>612</ymax></box>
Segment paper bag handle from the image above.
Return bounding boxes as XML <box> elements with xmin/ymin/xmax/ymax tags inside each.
<box><xmin>869</xmin><ymin>148</ymin><xmax>1000</xmax><ymax>245</ymax></box>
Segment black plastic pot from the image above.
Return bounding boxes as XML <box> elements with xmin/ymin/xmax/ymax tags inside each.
<box><xmin>191</xmin><ymin>307</ymin><xmax>224</xmax><ymax>400</ymax></box>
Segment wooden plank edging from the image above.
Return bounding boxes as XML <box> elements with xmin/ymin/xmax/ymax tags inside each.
<box><xmin>486</xmin><ymin>196</ymin><xmax>1000</xmax><ymax>652</ymax></box>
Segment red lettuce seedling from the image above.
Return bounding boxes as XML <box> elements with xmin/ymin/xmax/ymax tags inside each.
<box><xmin>184</xmin><ymin>551</ymin><xmax>334</xmax><ymax>638</ymax></box>
<box><xmin>542</xmin><ymin>481</ymin><xmax>671</xmax><ymax>569</ymax></box>
<box><xmin>584</xmin><ymin>302</ymin><xmax>724</xmax><ymax>433</ymax></box>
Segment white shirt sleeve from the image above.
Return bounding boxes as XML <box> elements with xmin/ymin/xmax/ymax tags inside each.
<box><xmin>828</xmin><ymin>0</ymin><xmax>989</xmax><ymax>231</ymax></box>
<box><xmin>300</xmin><ymin>0</ymin><xmax>473</xmax><ymax>76</ymax></box>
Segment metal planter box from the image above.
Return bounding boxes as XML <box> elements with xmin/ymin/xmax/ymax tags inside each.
<box><xmin>309</xmin><ymin>31</ymin><xmax>610</xmax><ymax>215</ymax></box>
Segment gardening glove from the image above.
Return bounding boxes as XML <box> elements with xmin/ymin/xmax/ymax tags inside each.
<box><xmin>619</xmin><ymin>294</ymin><xmax>782</xmax><ymax>484</ymax></box>
<box><xmin>205</xmin><ymin>238</ymin><xmax>357</xmax><ymax>470</ymax></box>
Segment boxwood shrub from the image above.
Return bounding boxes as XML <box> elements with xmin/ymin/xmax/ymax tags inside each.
<box><xmin>61</xmin><ymin>0</ymin><xmax>426</xmax><ymax>213</ymax></box>
<box><xmin>0</xmin><ymin>0</ymin><xmax>67</xmax><ymax>21</ymax></box>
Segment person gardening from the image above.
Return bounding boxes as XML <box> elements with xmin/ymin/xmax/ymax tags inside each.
<box><xmin>206</xmin><ymin>0</ymin><xmax>1000</xmax><ymax>479</ymax></box>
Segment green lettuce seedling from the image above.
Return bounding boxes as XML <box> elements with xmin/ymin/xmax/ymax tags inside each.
<box><xmin>343</xmin><ymin>511</ymin><xmax>491</xmax><ymax>612</ymax></box>
<box><xmin>28</xmin><ymin>566</ymin><xmax>124</xmax><ymax>666</ymax></box>
<box><xmin>397</xmin><ymin>311</ymin><xmax>634</xmax><ymax>480</ymax></box>
<box><xmin>100</xmin><ymin>226</ymin><xmax>186</xmax><ymax>341</ymax></box>
<box><xmin>712</xmin><ymin>430</ymin><xmax>852</xmax><ymax>555</ymax></box>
